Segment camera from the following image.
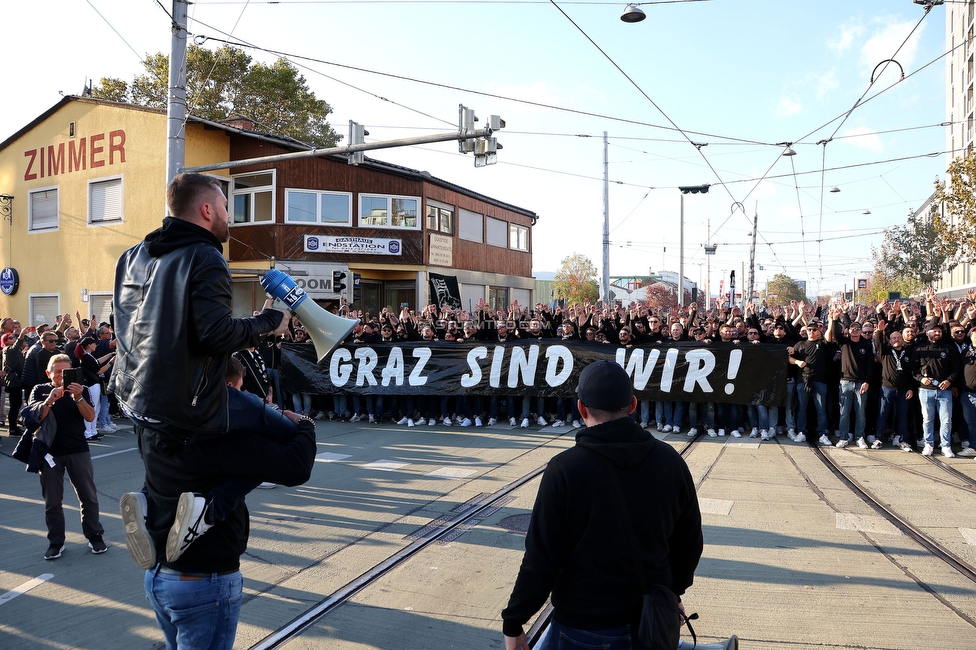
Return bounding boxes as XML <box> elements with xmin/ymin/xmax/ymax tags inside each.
<box><xmin>62</xmin><ymin>367</ymin><xmax>83</xmax><ymax>387</ymax></box>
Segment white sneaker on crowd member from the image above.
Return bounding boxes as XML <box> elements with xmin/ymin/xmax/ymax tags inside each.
<box><xmin>687</xmin><ymin>427</ymin><xmax>698</xmax><ymax>436</ymax></box>
<box><xmin>749</xmin><ymin>428</ymin><xmax>759</xmax><ymax>438</ymax></box>
<box><xmin>836</xmin><ymin>436</ymin><xmax>850</xmax><ymax>449</ymax></box>
<box><xmin>537</xmin><ymin>416</ymin><xmax>548</xmax><ymax>426</ymax></box>
<box><xmin>488</xmin><ymin>418</ymin><xmax>497</xmax><ymax>426</ymax></box>
<box><xmin>657</xmin><ymin>423</ymin><xmax>663</xmax><ymax>432</ymax></box>
<box><xmin>428</xmin><ymin>418</ymin><xmax>436</xmax><ymax>426</ymax></box>
<box><xmin>787</xmin><ymin>428</ymin><xmax>797</xmax><ymax>439</ymax></box>
<box><xmin>819</xmin><ymin>434</ymin><xmax>833</xmax><ymax>447</ymax></box>
<box><xmin>662</xmin><ymin>424</ymin><xmax>672</xmax><ymax>433</ymax></box>
<box><xmin>922</xmin><ymin>444</ymin><xmax>934</xmax><ymax>456</ymax></box>
<box><xmin>794</xmin><ymin>432</ymin><xmax>806</xmax><ymax>443</ymax></box>
<box><xmin>257</xmin><ymin>482</ymin><xmax>276</xmax><ymax>488</ymax></box>
<box><xmin>475</xmin><ymin>417</ymin><xmax>484</xmax><ymax>427</ymax></box>
<box><xmin>521</xmin><ymin>418</ymin><xmax>530</xmax><ymax>428</ymax></box>
<box><xmin>639</xmin><ymin>421</ymin><xmax>648</xmax><ymax>429</ymax></box>
<box><xmin>760</xmin><ymin>429</ymin><xmax>771</xmax><ymax>441</ymax></box>
<box><xmin>461</xmin><ymin>418</ymin><xmax>472</xmax><ymax>427</ymax></box>
<box><xmin>407</xmin><ymin>419</ymin><xmax>416</xmax><ymax>428</ymax></box>
<box><xmin>891</xmin><ymin>435</ymin><xmax>902</xmax><ymax>447</ymax></box>
<box><xmin>957</xmin><ymin>447</ymin><xmax>976</xmax><ymax>457</ymax></box>
<box><xmin>349</xmin><ymin>414</ymin><xmax>361</xmax><ymax>422</ymax></box>
<box><xmin>900</xmin><ymin>441</ymin><xmax>913</xmax><ymax>452</ymax></box>
<box><xmin>871</xmin><ymin>439</ymin><xmax>883</xmax><ymax>449</ymax></box>
<box><xmin>707</xmin><ymin>428</ymin><xmax>717</xmax><ymax>437</ymax></box>
<box><xmin>509</xmin><ymin>417</ymin><xmax>517</xmax><ymax>427</ymax></box>
<box><xmin>443</xmin><ymin>417</ymin><xmax>452</xmax><ymax>426</ymax></box>
<box><xmin>368</xmin><ymin>414</ymin><xmax>376</xmax><ymax>424</ymax></box>
<box><xmin>731</xmin><ymin>429</ymin><xmax>742</xmax><ymax>438</ymax></box>
<box><xmin>572</xmin><ymin>420</ymin><xmax>582</xmax><ymax>429</ymax></box>
<box><xmin>717</xmin><ymin>429</ymin><xmax>726</xmax><ymax>437</ymax></box>
<box><xmin>552</xmin><ymin>419</ymin><xmax>565</xmax><ymax>427</ymax></box>
<box><xmin>856</xmin><ymin>437</ymin><xmax>869</xmax><ymax>449</ymax></box>
<box><xmin>942</xmin><ymin>446</ymin><xmax>955</xmax><ymax>458</ymax></box>
<box><xmin>672</xmin><ymin>426</ymin><xmax>682</xmax><ymax>435</ymax></box>
<box><xmin>397</xmin><ymin>417</ymin><xmax>409</xmax><ymax>425</ymax></box>
<box><xmin>415</xmin><ymin>417</ymin><xmax>427</xmax><ymax>426</ymax></box>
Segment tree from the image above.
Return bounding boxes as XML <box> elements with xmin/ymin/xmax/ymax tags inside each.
<box><xmin>934</xmin><ymin>149</ymin><xmax>976</xmax><ymax>267</ymax></box>
<box><xmin>554</xmin><ymin>254</ymin><xmax>600</xmax><ymax>305</ymax></box>
<box><xmin>870</xmin><ymin>207</ymin><xmax>946</xmax><ymax>290</ymax></box>
<box><xmin>763</xmin><ymin>273</ymin><xmax>807</xmax><ymax>304</ymax></box>
<box><xmin>91</xmin><ymin>45</ymin><xmax>339</xmax><ymax>147</ymax></box>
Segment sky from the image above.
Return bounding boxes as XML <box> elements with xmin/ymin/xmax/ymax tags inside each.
<box><xmin>0</xmin><ymin>0</ymin><xmax>952</xmax><ymax>300</ymax></box>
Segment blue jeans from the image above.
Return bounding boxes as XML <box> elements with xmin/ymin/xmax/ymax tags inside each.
<box><xmin>544</xmin><ymin>620</ymin><xmax>642</xmax><ymax>650</ymax></box>
<box><xmin>145</xmin><ymin>567</ymin><xmax>243</xmax><ymax>650</ymax></box>
<box><xmin>784</xmin><ymin>379</ymin><xmax>797</xmax><ymax>430</ymax></box>
<box><xmin>796</xmin><ymin>380</ymin><xmax>828</xmax><ymax>435</ymax></box>
<box><xmin>877</xmin><ymin>385</ymin><xmax>910</xmax><ymax>440</ymax></box>
<box><xmin>961</xmin><ymin>391</ymin><xmax>976</xmax><ymax>448</ymax></box>
<box><xmin>918</xmin><ymin>387</ymin><xmax>952</xmax><ymax>447</ymax></box>
<box><xmin>838</xmin><ymin>380</ymin><xmax>867</xmax><ymax>437</ymax></box>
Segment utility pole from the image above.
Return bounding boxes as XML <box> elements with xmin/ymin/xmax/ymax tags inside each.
<box><xmin>165</xmin><ymin>0</ymin><xmax>189</xmax><ymax>187</ymax></box>
<box><xmin>602</xmin><ymin>132</ymin><xmax>610</xmax><ymax>303</ymax></box>
<box><xmin>747</xmin><ymin>203</ymin><xmax>758</xmax><ymax>305</ymax></box>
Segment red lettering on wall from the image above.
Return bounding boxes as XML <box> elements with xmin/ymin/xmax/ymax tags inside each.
<box><xmin>89</xmin><ymin>133</ymin><xmax>105</xmax><ymax>168</ymax></box>
<box><xmin>24</xmin><ymin>150</ymin><xmax>38</xmax><ymax>181</ymax></box>
<box><xmin>109</xmin><ymin>130</ymin><xmax>126</xmax><ymax>165</ymax></box>
<box><xmin>39</xmin><ymin>146</ymin><xmax>45</xmax><ymax>178</ymax></box>
<box><xmin>47</xmin><ymin>143</ymin><xmax>65</xmax><ymax>176</ymax></box>
<box><xmin>69</xmin><ymin>139</ymin><xmax>87</xmax><ymax>172</ymax></box>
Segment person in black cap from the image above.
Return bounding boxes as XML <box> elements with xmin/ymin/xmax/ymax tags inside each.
<box><xmin>501</xmin><ymin>360</ymin><xmax>703</xmax><ymax>650</ymax></box>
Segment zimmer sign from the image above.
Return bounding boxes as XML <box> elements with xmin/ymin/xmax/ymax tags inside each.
<box><xmin>304</xmin><ymin>235</ymin><xmax>402</xmax><ymax>255</ymax></box>
<box><xmin>281</xmin><ymin>340</ymin><xmax>787</xmax><ymax>405</ymax></box>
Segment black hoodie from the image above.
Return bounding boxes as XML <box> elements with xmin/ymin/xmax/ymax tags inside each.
<box><xmin>502</xmin><ymin>417</ymin><xmax>702</xmax><ymax>637</ymax></box>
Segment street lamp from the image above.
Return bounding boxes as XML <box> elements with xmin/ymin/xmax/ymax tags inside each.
<box><xmin>678</xmin><ymin>184</ymin><xmax>710</xmax><ymax>307</ymax></box>
<box><xmin>620</xmin><ymin>3</ymin><xmax>646</xmax><ymax>22</ymax></box>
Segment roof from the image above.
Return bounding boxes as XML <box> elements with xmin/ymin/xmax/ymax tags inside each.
<box><xmin>2</xmin><ymin>96</ymin><xmax>538</xmax><ymax>220</ymax></box>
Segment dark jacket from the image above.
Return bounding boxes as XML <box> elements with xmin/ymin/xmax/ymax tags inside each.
<box><xmin>109</xmin><ymin>217</ymin><xmax>282</xmax><ymax>435</ymax></box>
<box><xmin>910</xmin><ymin>336</ymin><xmax>961</xmax><ymax>388</ymax></box>
<box><xmin>502</xmin><ymin>417</ymin><xmax>703</xmax><ymax>637</ymax></box>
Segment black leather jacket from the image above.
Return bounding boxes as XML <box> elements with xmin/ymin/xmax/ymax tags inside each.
<box><xmin>109</xmin><ymin>217</ymin><xmax>281</xmax><ymax>435</ymax></box>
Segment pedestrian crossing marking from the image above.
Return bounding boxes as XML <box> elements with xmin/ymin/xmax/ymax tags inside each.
<box><xmin>362</xmin><ymin>459</ymin><xmax>410</xmax><ymax>472</ymax></box>
<box><xmin>0</xmin><ymin>574</ymin><xmax>53</xmax><ymax>606</ymax></box>
<box><xmin>960</xmin><ymin>528</ymin><xmax>976</xmax><ymax>546</ymax></box>
<box><xmin>425</xmin><ymin>467</ymin><xmax>477</xmax><ymax>479</ymax></box>
<box><xmin>835</xmin><ymin>513</ymin><xmax>900</xmax><ymax>535</ymax></box>
<box><xmin>315</xmin><ymin>452</ymin><xmax>352</xmax><ymax>462</ymax></box>
<box><xmin>698</xmin><ymin>498</ymin><xmax>734</xmax><ymax>516</ymax></box>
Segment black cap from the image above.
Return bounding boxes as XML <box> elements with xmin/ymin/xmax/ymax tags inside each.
<box><xmin>79</xmin><ymin>336</ymin><xmax>98</xmax><ymax>347</ymax></box>
<box><xmin>576</xmin><ymin>360</ymin><xmax>633</xmax><ymax>411</ymax></box>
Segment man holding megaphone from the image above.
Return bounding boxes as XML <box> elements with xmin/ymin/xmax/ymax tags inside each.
<box><xmin>111</xmin><ymin>172</ymin><xmax>317</xmax><ymax>650</ymax></box>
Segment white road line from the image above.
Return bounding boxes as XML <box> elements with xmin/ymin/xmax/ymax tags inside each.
<box><xmin>960</xmin><ymin>527</ymin><xmax>976</xmax><ymax>546</ymax></box>
<box><xmin>91</xmin><ymin>447</ymin><xmax>139</xmax><ymax>460</ymax></box>
<box><xmin>425</xmin><ymin>467</ymin><xmax>477</xmax><ymax>479</ymax></box>
<box><xmin>362</xmin><ymin>459</ymin><xmax>410</xmax><ymax>472</ymax></box>
<box><xmin>315</xmin><ymin>452</ymin><xmax>352</xmax><ymax>463</ymax></box>
<box><xmin>836</xmin><ymin>512</ymin><xmax>900</xmax><ymax>535</ymax></box>
<box><xmin>0</xmin><ymin>574</ymin><xmax>54</xmax><ymax>606</ymax></box>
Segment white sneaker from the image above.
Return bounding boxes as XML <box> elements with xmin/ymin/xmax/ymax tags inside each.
<box><xmin>509</xmin><ymin>417</ymin><xmax>517</xmax><ymax>427</ymax></box>
<box><xmin>572</xmin><ymin>420</ymin><xmax>582</xmax><ymax>429</ymax></box>
<box><xmin>639</xmin><ymin>421</ymin><xmax>649</xmax><ymax>429</ymax></box>
<box><xmin>749</xmin><ymin>428</ymin><xmax>759</xmax><ymax>438</ymax></box>
<box><xmin>537</xmin><ymin>416</ymin><xmax>548</xmax><ymax>426</ymax></box>
<box><xmin>856</xmin><ymin>437</ymin><xmax>868</xmax><ymax>449</ymax></box>
<box><xmin>900</xmin><ymin>441</ymin><xmax>913</xmax><ymax>452</ymax></box>
<box><xmin>443</xmin><ymin>417</ymin><xmax>452</xmax><ymax>426</ymax></box>
<box><xmin>521</xmin><ymin>418</ymin><xmax>530</xmax><ymax>428</ymax></box>
<box><xmin>671</xmin><ymin>426</ymin><xmax>682</xmax><ymax>435</ymax></box>
<box><xmin>871</xmin><ymin>439</ymin><xmax>883</xmax><ymax>449</ymax></box>
<box><xmin>717</xmin><ymin>429</ymin><xmax>726</xmax><ymax>437</ymax></box>
<box><xmin>787</xmin><ymin>428</ymin><xmax>796</xmax><ymax>439</ymax></box>
<box><xmin>922</xmin><ymin>444</ymin><xmax>934</xmax><ymax>456</ymax></box>
<box><xmin>707</xmin><ymin>428</ymin><xmax>717</xmax><ymax>437</ymax></box>
<box><xmin>891</xmin><ymin>435</ymin><xmax>902</xmax><ymax>448</ymax></box>
<box><xmin>956</xmin><ymin>447</ymin><xmax>976</xmax><ymax>457</ymax></box>
<box><xmin>475</xmin><ymin>417</ymin><xmax>484</xmax><ymax>427</ymax></box>
<box><xmin>488</xmin><ymin>417</ymin><xmax>497</xmax><ymax>426</ymax></box>
<box><xmin>794</xmin><ymin>432</ymin><xmax>806</xmax><ymax>443</ymax></box>
<box><xmin>257</xmin><ymin>482</ymin><xmax>276</xmax><ymax>489</ymax></box>
<box><xmin>415</xmin><ymin>417</ymin><xmax>427</xmax><ymax>426</ymax></box>
<box><xmin>461</xmin><ymin>418</ymin><xmax>472</xmax><ymax>427</ymax></box>
<box><xmin>407</xmin><ymin>419</ymin><xmax>415</xmax><ymax>428</ymax></box>
<box><xmin>350</xmin><ymin>414</ymin><xmax>361</xmax><ymax>422</ymax></box>
<box><xmin>552</xmin><ymin>419</ymin><xmax>565</xmax><ymax>427</ymax></box>
<box><xmin>942</xmin><ymin>447</ymin><xmax>955</xmax><ymax>458</ymax></box>
<box><xmin>836</xmin><ymin>438</ymin><xmax>850</xmax><ymax>449</ymax></box>
<box><xmin>687</xmin><ymin>427</ymin><xmax>698</xmax><ymax>436</ymax></box>
<box><xmin>368</xmin><ymin>414</ymin><xmax>376</xmax><ymax>424</ymax></box>
<box><xmin>731</xmin><ymin>429</ymin><xmax>742</xmax><ymax>438</ymax></box>
<box><xmin>818</xmin><ymin>434</ymin><xmax>832</xmax><ymax>446</ymax></box>
<box><xmin>428</xmin><ymin>418</ymin><xmax>436</xmax><ymax>426</ymax></box>
<box><xmin>662</xmin><ymin>424</ymin><xmax>672</xmax><ymax>433</ymax></box>
<box><xmin>657</xmin><ymin>423</ymin><xmax>664</xmax><ymax>432</ymax></box>
<box><xmin>166</xmin><ymin>492</ymin><xmax>212</xmax><ymax>563</ymax></box>
<box><xmin>120</xmin><ymin>492</ymin><xmax>155</xmax><ymax>570</ymax></box>
<box><xmin>397</xmin><ymin>417</ymin><xmax>409</xmax><ymax>425</ymax></box>
<box><xmin>760</xmin><ymin>429</ymin><xmax>771</xmax><ymax>440</ymax></box>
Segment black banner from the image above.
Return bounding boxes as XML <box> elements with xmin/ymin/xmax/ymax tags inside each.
<box><xmin>280</xmin><ymin>341</ymin><xmax>787</xmax><ymax>406</ymax></box>
<box><xmin>428</xmin><ymin>273</ymin><xmax>462</xmax><ymax>310</ymax></box>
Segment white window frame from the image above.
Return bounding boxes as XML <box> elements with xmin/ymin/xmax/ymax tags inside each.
<box><xmin>358</xmin><ymin>194</ymin><xmax>421</xmax><ymax>230</ymax></box>
<box><xmin>510</xmin><ymin>223</ymin><xmax>529</xmax><ymax>252</ymax></box>
<box><xmin>29</xmin><ymin>294</ymin><xmax>60</xmax><ymax>328</ymax></box>
<box><xmin>285</xmin><ymin>188</ymin><xmax>353</xmax><ymax>226</ymax></box>
<box><xmin>28</xmin><ymin>186</ymin><xmax>59</xmax><ymax>233</ymax></box>
<box><xmin>231</xmin><ymin>170</ymin><xmax>276</xmax><ymax>225</ymax></box>
<box><xmin>88</xmin><ymin>175</ymin><xmax>124</xmax><ymax>226</ymax></box>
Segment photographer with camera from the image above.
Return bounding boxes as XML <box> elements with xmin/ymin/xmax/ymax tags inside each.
<box><xmin>27</xmin><ymin>353</ymin><xmax>104</xmax><ymax>560</ymax></box>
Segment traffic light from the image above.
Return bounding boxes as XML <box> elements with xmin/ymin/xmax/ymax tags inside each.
<box><xmin>332</xmin><ymin>270</ymin><xmax>347</xmax><ymax>295</ymax></box>
<box><xmin>353</xmin><ymin>273</ymin><xmax>362</xmax><ymax>303</ymax></box>
<box><xmin>347</xmin><ymin>120</ymin><xmax>368</xmax><ymax>165</ymax></box>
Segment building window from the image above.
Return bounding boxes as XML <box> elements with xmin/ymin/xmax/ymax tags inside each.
<box><xmin>426</xmin><ymin>202</ymin><xmax>454</xmax><ymax>235</ymax></box>
<box><xmin>285</xmin><ymin>189</ymin><xmax>352</xmax><ymax>226</ymax></box>
<box><xmin>486</xmin><ymin>216</ymin><xmax>508</xmax><ymax>248</ymax></box>
<box><xmin>458</xmin><ymin>208</ymin><xmax>483</xmax><ymax>243</ymax></box>
<box><xmin>29</xmin><ymin>187</ymin><xmax>59</xmax><ymax>232</ymax></box>
<box><xmin>89</xmin><ymin>176</ymin><xmax>123</xmax><ymax>225</ymax></box>
<box><xmin>30</xmin><ymin>294</ymin><xmax>60</xmax><ymax>327</ymax></box>
<box><xmin>359</xmin><ymin>194</ymin><xmax>419</xmax><ymax>229</ymax></box>
<box><xmin>232</xmin><ymin>171</ymin><xmax>274</xmax><ymax>224</ymax></box>
<box><xmin>510</xmin><ymin>223</ymin><xmax>529</xmax><ymax>252</ymax></box>
<box><xmin>88</xmin><ymin>293</ymin><xmax>114</xmax><ymax>322</ymax></box>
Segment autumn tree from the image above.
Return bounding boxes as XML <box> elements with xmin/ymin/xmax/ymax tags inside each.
<box><xmin>92</xmin><ymin>45</ymin><xmax>339</xmax><ymax>147</ymax></box>
<box><xmin>554</xmin><ymin>254</ymin><xmax>600</xmax><ymax>305</ymax></box>
<box><xmin>763</xmin><ymin>273</ymin><xmax>807</xmax><ymax>304</ymax></box>
<box><xmin>934</xmin><ymin>149</ymin><xmax>976</xmax><ymax>267</ymax></box>
<box><xmin>870</xmin><ymin>207</ymin><xmax>946</xmax><ymax>291</ymax></box>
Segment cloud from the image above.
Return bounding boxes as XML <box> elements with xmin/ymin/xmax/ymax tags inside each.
<box><xmin>860</xmin><ymin>17</ymin><xmax>925</xmax><ymax>72</ymax></box>
<box><xmin>838</xmin><ymin>126</ymin><xmax>883</xmax><ymax>152</ymax></box>
<box><xmin>776</xmin><ymin>94</ymin><xmax>803</xmax><ymax>116</ymax></box>
<box><xmin>815</xmin><ymin>69</ymin><xmax>839</xmax><ymax>99</ymax></box>
<box><xmin>828</xmin><ymin>20</ymin><xmax>864</xmax><ymax>54</ymax></box>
